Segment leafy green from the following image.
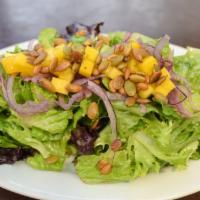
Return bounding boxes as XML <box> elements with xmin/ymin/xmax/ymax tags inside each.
<box><xmin>76</xmin><ymin>150</ymin><xmax>132</xmax><ymax>183</ymax></box>
<box><xmin>71</xmin><ymin>35</ymin><xmax>86</xmax><ymax>44</ymax></box>
<box><xmin>109</xmin><ymin>32</ymin><xmax>125</xmax><ymax>46</ymax></box>
<box><xmin>38</xmin><ymin>28</ymin><xmax>59</xmax><ymax>48</ymax></box>
<box><xmin>20</xmin><ymin>109</ymin><xmax>73</xmax><ymax>134</ymax></box>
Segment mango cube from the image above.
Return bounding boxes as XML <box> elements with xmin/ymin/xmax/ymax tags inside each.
<box><xmin>79</xmin><ymin>59</ymin><xmax>95</xmax><ymax>77</ymax></box>
<box><xmin>127</xmin><ymin>59</ymin><xmax>138</xmax><ymax>73</ymax></box>
<box><xmin>160</xmin><ymin>67</ymin><xmax>170</xmax><ymax>78</ymax></box>
<box><xmin>131</xmin><ymin>41</ymin><xmax>141</xmax><ymax>49</ymax></box>
<box><xmin>154</xmin><ymin>79</ymin><xmax>175</xmax><ymax>97</ymax></box>
<box><xmin>1</xmin><ymin>55</ymin><xmax>18</xmax><ymax>74</ymax></box>
<box><xmin>51</xmin><ymin>77</ymin><xmax>69</xmax><ymax>95</ymax></box>
<box><xmin>54</xmin><ymin>44</ymin><xmax>65</xmax><ymax>63</ymax></box>
<box><xmin>104</xmin><ymin>65</ymin><xmax>123</xmax><ymax>79</ymax></box>
<box><xmin>84</xmin><ymin>46</ymin><xmax>99</xmax><ymax>62</ymax></box>
<box><xmin>138</xmin><ymin>85</ymin><xmax>154</xmax><ymax>99</ymax></box>
<box><xmin>138</xmin><ymin>56</ymin><xmax>158</xmax><ymax>75</ymax></box>
<box><xmin>54</xmin><ymin>68</ymin><xmax>74</xmax><ymax>81</ymax></box>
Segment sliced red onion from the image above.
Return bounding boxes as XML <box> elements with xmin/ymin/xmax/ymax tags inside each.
<box><xmin>154</xmin><ymin>34</ymin><xmax>170</xmax><ymax>61</ymax></box>
<box><xmin>86</xmin><ymin>80</ymin><xmax>117</xmax><ymax>139</ymax></box>
<box><xmin>137</xmin><ymin>38</ymin><xmax>155</xmax><ymax>55</ymax></box>
<box><xmin>124</xmin><ymin>32</ymin><xmax>132</xmax><ymax>42</ymax></box>
<box><xmin>23</xmin><ymin>74</ymin><xmax>49</xmax><ymax>83</ymax></box>
<box><xmin>57</xmin><ymin>88</ymin><xmax>92</xmax><ymax>110</ymax></box>
<box><xmin>168</xmin><ymin>88</ymin><xmax>192</xmax><ymax>118</ymax></box>
<box><xmin>106</xmin><ymin>92</ymin><xmax>126</xmax><ymax>101</ymax></box>
<box><xmin>73</xmin><ymin>75</ymin><xmax>105</xmax><ymax>85</ymax></box>
<box><xmin>4</xmin><ymin>76</ymin><xmax>53</xmax><ymax>115</ymax></box>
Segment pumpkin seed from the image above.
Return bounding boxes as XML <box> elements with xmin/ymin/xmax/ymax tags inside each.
<box><xmin>119</xmin><ymin>87</ymin><xmax>126</xmax><ymax>95</ymax></box>
<box><xmin>34</xmin><ymin>43</ymin><xmax>43</xmax><ymax>51</ymax></box>
<box><xmin>68</xmin><ymin>84</ymin><xmax>82</xmax><ymax>93</ymax></box>
<box><xmin>96</xmin><ymin>55</ymin><xmax>102</xmax><ymax>65</ymax></box>
<box><xmin>109</xmin><ymin>54</ymin><xmax>124</xmax><ymax>66</ymax></box>
<box><xmin>41</xmin><ymin>66</ymin><xmax>49</xmax><ymax>74</ymax></box>
<box><xmin>112</xmin><ymin>76</ymin><xmax>124</xmax><ymax>90</ymax></box>
<box><xmin>136</xmin><ymin>82</ymin><xmax>149</xmax><ymax>90</ymax></box>
<box><xmin>54</xmin><ymin>60</ymin><xmax>71</xmax><ymax>72</ymax></box>
<box><xmin>98</xmin><ymin>59</ymin><xmax>109</xmax><ymax>72</ymax></box>
<box><xmin>111</xmin><ymin>139</ymin><xmax>122</xmax><ymax>152</ymax></box>
<box><xmin>129</xmin><ymin>74</ymin><xmax>146</xmax><ymax>83</ymax></box>
<box><xmin>54</xmin><ymin>38</ymin><xmax>66</xmax><ymax>46</ymax></box>
<box><xmin>95</xmin><ymin>40</ymin><xmax>104</xmax><ymax>50</ymax></box>
<box><xmin>87</xmin><ymin>102</ymin><xmax>99</xmax><ymax>120</ymax></box>
<box><xmin>136</xmin><ymin>98</ymin><xmax>151</xmax><ymax>104</ymax></box>
<box><xmin>114</xmin><ymin>44</ymin><xmax>124</xmax><ymax>54</ymax></box>
<box><xmin>117</xmin><ymin>62</ymin><xmax>127</xmax><ymax>70</ymax></box>
<box><xmin>29</xmin><ymin>50</ymin><xmax>39</xmax><ymax>57</ymax></box>
<box><xmin>45</xmin><ymin>155</ymin><xmax>59</xmax><ymax>164</ymax></box>
<box><xmin>109</xmin><ymin>80</ymin><xmax>116</xmax><ymax>93</ymax></box>
<box><xmin>132</xmin><ymin>48</ymin><xmax>148</xmax><ymax>62</ymax></box>
<box><xmin>124</xmin><ymin>67</ymin><xmax>131</xmax><ymax>80</ymax></box>
<box><xmin>125</xmin><ymin>96</ymin><xmax>136</xmax><ymax>107</ymax></box>
<box><xmin>99</xmin><ymin>163</ymin><xmax>112</xmax><ymax>175</ymax></box>
<box><xmin>98</xmin><ymin>34</ymin><xmax>110</xmax><ymax>45</ymax></box>
<box><xmin>155</xmin><ymin>76</ymin><xmax>167</xmax><ymax>86</ymax></box>
<box><xmin>124</xmin><ymin>80</ymin><xmax>136</xmax><ymax>96</ymax></box>
<box><xmin>93</xmin><ymin>68</ymin><xmax>100</xmax><ymax>76</ymax></box>
<box><xmin>33</xmin><ymin>51</ymin><xmax>47</xmax><ymax>65</ymax></box>
<box><xmin>49</xmin><ymin>57</ymin><xmax>58</xmax><ymax>72</ymax></box>
<box><xmin>123</xmin><ymin>43</ymin><xmax>132</xmax><ymax>56</ymax></box>
<box><xmin>150</xmin><ymin>71</ymin><xmax>162</xmax><ymax>83</ymax></box>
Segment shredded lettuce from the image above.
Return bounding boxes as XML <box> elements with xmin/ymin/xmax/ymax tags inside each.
<box><xmin>38</xmin><ymin>28</ymin><xmax>59</xmax><ymax>48</ymax></box>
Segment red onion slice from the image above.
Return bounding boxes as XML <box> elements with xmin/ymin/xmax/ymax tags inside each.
<box><xmin>86</xmin><ymin>80</ymin><xmax>117</xmax><ymax>139</ymax></box>
<box><xmin>1</xmin><ymin>76</ymin><xmax>54</xmax><ymax>115</ymax></box>
<box><xmin>57</xmin><ymin>89</ymin><xmax>92</xmax><ymax>110</ymax></box>
<box><xmin>106</xmin><ymin>92</ymin><xmax>126</xmax><ymax>101</ymax></box>
<box><xmin>154</xmin><ymin>34</ymin><xmax>170</xmax><ymax>61</ymax></box>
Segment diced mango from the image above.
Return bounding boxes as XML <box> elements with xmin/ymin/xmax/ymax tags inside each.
<box><xmin>54</xmin><ymin>68</ymin><xmax>74</xmax><ymax>81</ymax></box>
<box><xmin>138</xmin><ymin>56</ymin><xmax>158</xmax><ymax>75</ymax></box>
<box><xmin>160</xmin><ymin>67</ymin><xmax>170</xmax><ymax>78</ymax></box>
<box><xmin>51</xmin><ymin>77</ymin><xmax>69</xmax><ymax>95</ymax></box>
<box><xmin>54</xmin><ymin>44</ymin><xmax>65</xmax><ymax>63</ymax></box>
<box><xmin>14</xmin><ymin>53</ymin><xmax>34</xmax><ymax>76</ymax></box>
<box><xmin>138</xmin><ymin>85</ymin><xmax>154</xmax><ymax>99</ymax></box>
<box><xmin>154</xmin><ymin>79</ymin><xmax>175</xmax><ymax>97</ymax></box>
<box><xmin>131</xmin><ymin>41</ymin><xmax>141</xmax><ymax>49</ymax></box>
<box><xmin>84</xmin><ymin>46</ymin><xmax>99</xmax><ymax>62</ymax></box>
<box><xmin>127</xmin><ymin>59</ymin><xmax>138</xmax><ymax>73</ymax></box>
<box><xmin>1</xmin><ymin>55</ymin><xmax>18</xmax><ymax>74</ymax></box>
<box><xmin>79</xmin><ymin>59</ymin><xmax>95</xmax><ymax>77</ymax></box>
<box><xmin>104</xmin><ymin>65</ymin><xmax>123</xmax><ymax>79</ymax></box>
<box><xmin>41</xmin><ymin>48</ymin><xmax>55</xmax><ymax>67</ymax></box>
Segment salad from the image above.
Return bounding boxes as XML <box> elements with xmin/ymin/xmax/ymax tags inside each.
<box><xmin>0</xmin><ymin>22</ymin><xmax>200</xmax><ymax>184</ymax></box>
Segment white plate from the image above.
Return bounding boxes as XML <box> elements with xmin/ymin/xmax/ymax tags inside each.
<box><xmin>0</xmin><ymin>42</ymin><xmax>199</xmax><ymax>200</ymax></box>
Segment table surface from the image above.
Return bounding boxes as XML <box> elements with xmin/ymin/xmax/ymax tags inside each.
<box><xmin>0</xmin><ymin>0</ymin><xmax>200</xmax><ymax>199</ymax></box>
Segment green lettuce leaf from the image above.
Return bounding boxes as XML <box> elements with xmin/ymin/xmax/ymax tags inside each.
<box><xmin>76</xmin><ymin>150</ymin><xmax>132</xmax><ymax>183</ymax></box>
<box><xmin>38</xmin><ymin>28</ymin><xmax>59</xmax><ymax>48</ymax></box>
<box><xmin>19</xmin><ymin>109</ymin><xmax>73</xmax><ymax>134</ymax></box>
<box><xmin>109</xmin><ymin>32</ymin><xmax>125</xmax><ymax>46</ymax></box>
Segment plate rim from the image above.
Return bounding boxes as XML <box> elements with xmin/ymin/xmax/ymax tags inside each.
<box><xmin>0</xmin><ymin>40</ymin><xmax>199</xmax><ymax>200</ymax></box>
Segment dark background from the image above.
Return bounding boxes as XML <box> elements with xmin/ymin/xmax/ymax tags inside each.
<box><xmin>0</xmin><ymin>0</ymin><xmax>200</xmax><ymax>199</ymax></box>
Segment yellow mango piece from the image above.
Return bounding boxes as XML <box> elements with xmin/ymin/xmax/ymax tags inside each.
<box><xmin>84</xmin><ymin>46</ymin><xmax>99</xmax><ymax>62</ymax></box>
<box><xmin>1</xmin><ymin>55</ymin><xmax>18</xmax><ymax>74</ymax></box>
<box><xmin>154</xmin><ymin>79</ymin><xmax>175</xmax><ymax>97</ymax></box>
<box><xmin>54</xmin><ymin>44</ymin><xmax>65</xmax><ymax>63</ymax></box>
<box><xmin>160</xmin><ymin>67</ymin><xmax>170</xmax><ymax>78</ymax></box>
<box><xmin>127</xmin><ymin>59</ymin><xmax>138</xmax><ymax>73</ymax></box>
<box><xmin>132</xmin><ymin>41</ymin><xmax>141</xmax><ymax>49</ymax></box>
<box><xmin>41</xmin><ymin>48</ymin><xmax>55</xmax><ymax>67</ymax></box>
<box><xmin>51</xmin><ymin>77</ymin><xmax>69</xmax><ymax>95</ymax></box>
<box><xmin>79</xmin><ymin>59</ymin><xmax>95</xmax><ymax>77</ymax></box>
<box><xmin>104</xmin><ymin>65</ymin><xmax>123</xmax><ymax>79</ymax></box>
<box><xmin>138</xmin><ymin>56</ymin><xmax>158</xmax><ymax>75</ymax></box>
<box><xmin>54</xmin><ymin>68</ymin><xmax>74</xmax><ymax>81</ymax></box>
<box><xmin>14</xmin><ymin>53</ymin><xmax>34</xmax><ymax>76</ymax></box>
<box><xmin>138</xmin><ymin>85</ymin><xmax>154</xmax><ymax>99</ymax></box>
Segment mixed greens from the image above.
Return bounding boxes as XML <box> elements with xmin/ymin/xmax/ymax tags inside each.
<box><xmin>0</xmin><ymin>22</ymin><xmax>200</xmax><ymax>183</ymax></box>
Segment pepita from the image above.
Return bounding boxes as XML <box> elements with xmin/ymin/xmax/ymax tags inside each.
<box><xmin>124</xmin><ymin>80</ymin><xmax>136</xmax><ymax>96</ymax></box>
